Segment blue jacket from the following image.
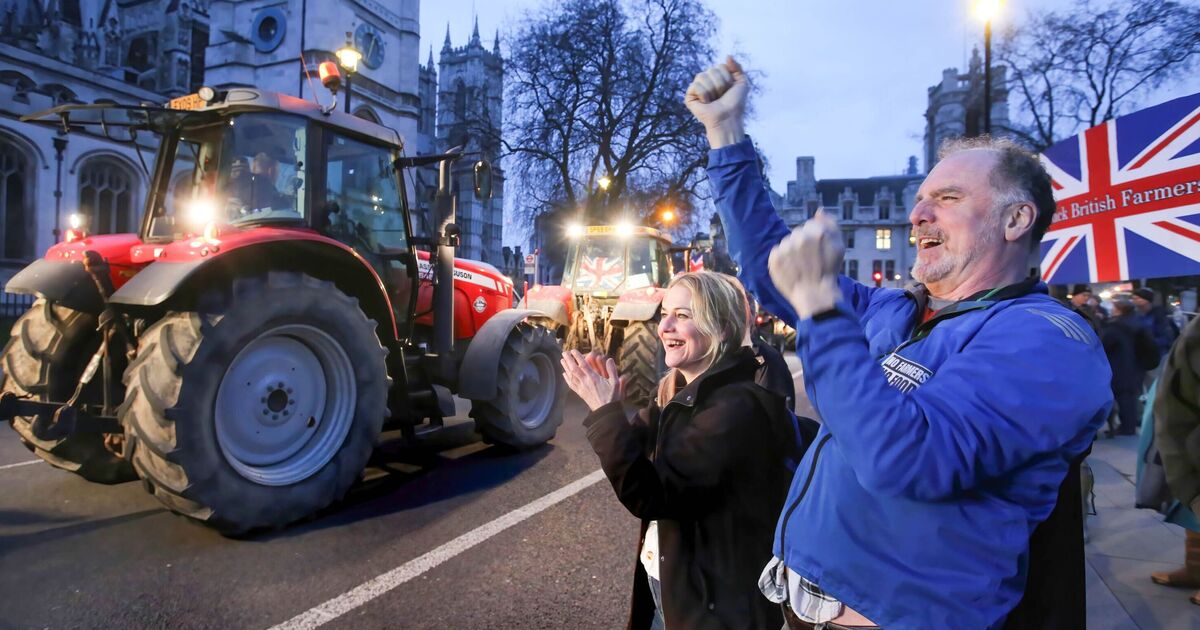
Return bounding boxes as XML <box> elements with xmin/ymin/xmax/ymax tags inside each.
<box><xmin>707</xmin><ymin>139</ymin><xmax>1113</xmax><ymax>629</ymax></box>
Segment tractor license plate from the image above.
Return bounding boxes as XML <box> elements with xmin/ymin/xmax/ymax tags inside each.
<box><xmin>167</xmin><ymin>94</ymin><xmax>206</xmax><ymax>111</ymax></box>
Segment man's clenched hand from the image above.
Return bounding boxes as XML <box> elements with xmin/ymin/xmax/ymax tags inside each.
<box><xmin>768</xmin><ymin>211</ymin><xmax>845</xmax><ymax>320</ymax></box>
<box><xmin>685</xmin><ymin>56</ymin><xmax>749</xmax><ymax>149</ymax></box>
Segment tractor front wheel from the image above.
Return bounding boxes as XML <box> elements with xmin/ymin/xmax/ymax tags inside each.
<box><xmin>121</xmin><ymin>273</ymin><xmax>388</xmax><ymax>534</ymax></box>
<box><xmin>1</xmin><ymin>299</ymin><xmax>135</xmax><ymax>483</ymax></box>
<box><xmin>617</xmin><ymin>320</ymin><xmax>665</xmax><ymax>408</ymax></box>
<box><xmin>471</xmin><ymin>323</ymin><xmax>564</xmax><ymax>448</ymax></box>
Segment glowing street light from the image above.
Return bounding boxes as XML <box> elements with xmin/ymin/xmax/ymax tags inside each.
<box><xmin>336</xmin><ymin>32</ymin><xmax>362</xmax><ymax>114</ymax></box>
<box><xmin>973</xmin><ymin>0</ymin><xmax>1004</xmax><ymax>134</ymax></box>
<box><xmin>661</xmin><ymin>207</ymin><xmax>676</xmax><ymax>224</ymax></box>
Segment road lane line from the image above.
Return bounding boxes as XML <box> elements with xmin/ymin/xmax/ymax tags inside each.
<box><xmin>0</xmin><ymin>459</ymin><xmax>41</xmax><ymax>471</ymax></box>
<box><xmin>270</xmin><ymin>469</ymin><xmax>607</xmax><ymax>630</ymax></box>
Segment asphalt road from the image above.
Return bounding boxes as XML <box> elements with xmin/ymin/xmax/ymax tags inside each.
<box><xmin>0</xmin><ymin>353</ymin><xmax>807</xmax><ymax>630</ymax></box>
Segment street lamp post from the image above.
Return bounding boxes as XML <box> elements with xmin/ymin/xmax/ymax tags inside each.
<box><xmin>336</xmin><ymin>32</ymin><xmax>361</xmax><ymax>114</ymax></box>
<box><xmin>975</xmin><ymin>0</ymin><xmax>1002</xmax><ymax>135</ymax></box>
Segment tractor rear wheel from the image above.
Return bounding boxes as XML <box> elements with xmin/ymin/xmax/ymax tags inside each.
<box><xmin>1</xmin><ymin>299</ymin><xmax>135</xmax><ymax>483</ymax></box>
<box><xmin>121</xmin><ymin>273</ymin><xmax>388</xmax><ymax>534</ymax></box>
<box><xmin>617</xmin><ymin>320</ymin><xmax>665</xmax><ymax>408</ymax></box>
<box><xmin>471</xmin><ymin>323</ymin><xmax>563</xmax><ymax>448</ymax></box>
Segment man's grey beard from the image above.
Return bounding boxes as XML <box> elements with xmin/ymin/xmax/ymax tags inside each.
<box><xmin>911</xmin><ymin>210</ymin><xmax>1006</xmax><ymax>286</ymax></box>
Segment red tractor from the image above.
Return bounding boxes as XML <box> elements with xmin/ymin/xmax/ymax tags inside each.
<box><xmin>0</xmin><ymin>88</ymin><xmax>563</xmax><ymax>534</ymax></box>
<box><xmin>520</xmin><ymin>224</ymin><xmax>677</xmax><ymax>406</ymax></box>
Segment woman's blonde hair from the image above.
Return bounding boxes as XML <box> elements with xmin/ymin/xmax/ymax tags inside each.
<box><xmin>654</xmin><ymin>271</ymin><xmax>750</xmax><ymax>406</ymax></box>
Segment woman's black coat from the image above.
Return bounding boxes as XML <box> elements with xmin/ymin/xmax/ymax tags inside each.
<box><xmin>584</xmin><ymin>347</ymin><xmax>802</xmax><ymax>629</ymax></box>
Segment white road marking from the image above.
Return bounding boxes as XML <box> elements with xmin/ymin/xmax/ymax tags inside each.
<box><xmin>0</xmin><ymin>459</ymin><xmax>41</xmax><ymax>471</ymax></box>
<box><xmin>270</xmin><ymin>469</ymin><xmax>608</xmax><ymax>630</ymax></box>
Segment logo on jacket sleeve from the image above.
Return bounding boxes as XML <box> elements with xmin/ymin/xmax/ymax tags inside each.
<box><xmin>880</xmin><ymin>352</ymin><xmax>934</xmax><ymax>393</ymax></box>
<box><xmin>1025</xmin><ymin>308</ymin><xmax>1095</xmax><ymax>345</ymax></box>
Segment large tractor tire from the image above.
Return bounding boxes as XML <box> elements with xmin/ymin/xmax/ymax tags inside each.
<box><xmin>1</xmin><ymin>299</ymin><xmax>135</xmax><ymax>483</ymax></box>
<box><xmin>617</xmin><ymin>320</ymin><xmax>665</xmax><ymax>408</ymax></box>
<box><xmin>121</xmin><ymin>273</ymin><xmax>388</xmax><ymax>535</ymax></box>
<box><xmin>471</xmin><ymin>323</ymin><xmax>564</xmax><ymax>448</ymax></box>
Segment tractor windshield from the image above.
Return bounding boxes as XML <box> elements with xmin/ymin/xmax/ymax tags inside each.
<box><xmin>566</xmin><ymin>237</ymin><xmax>625</xmax><ymax>293</ymax></box>
<box><xmin>148</xmin><ymin>112</ymin><xmax>308</xmax><ymax>238</ymax></box>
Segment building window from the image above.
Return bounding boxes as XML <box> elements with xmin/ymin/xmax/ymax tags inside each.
<box><xmin>842</xmin><ymin>200</ymin><xmax>853</xmax><ymax>221</ymax></box>
<box><xmin>78</xmin><ymin>157</ymin><xmax>138</xmax><ymax>234</ymax></box>
<box><xmin>879</xmin><ymin>199</ymin><xmax>891</xmax><ymax>220</ymax></box>
<box><xmin>885</xmin><ymin>259</ymin><xmax>896</xmax><ymax>282</ymax></box>
<box><xmin>875</xmin><ymin>228</ymin><xmax>892</xmax><ymax>250</ymax></box>
<box><xmin>842</xmin><ymin>228</ymin><xmax>855</xmax><ymax>249</ymax></box>
<box><xmin>806</xmin><ymin>199</ymin><xmax>818</xmax><ymax>219</ymax></box>
<box><xmin>847</xmin><ymin>259</ymin><xmax>858</xmax><ymax>281</ymax></box>
<box><xmin>0</xmin><ymin>138</ymin><xmax>33</xmax><ymax>260</ymax></box>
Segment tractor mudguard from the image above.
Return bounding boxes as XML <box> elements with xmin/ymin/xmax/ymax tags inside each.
<box><xmin>456</xmin><ymin>309</ymin><xmax>546</xmax><ymax>402</ymax></box>
<box><xmin>610</xmin><ymin>286</ymin><xmax>666</xmax><ymax>324</ymax></box>
<box><xmin>609</xmin><ymin>299</ymin><xmax>661</xmax><ymax>323</ymax></box>
<box><xmin>109</xmin><ymin>237</ymin><xmax>399</xmax><ymax>340</ymax></box>
<box><xmin>107</xmin><ymin>259</ymin><xmax>204</xmax><ymax>306</ymax></box>
<box><xmin>520</xmin><ymin>298</ymin><xmax>568</xmax><ymax>328</ymax></box>
<box><xmin>5</xmin><ymin>259</ymin><xmax>105</xmax><ymax>314</ymax></box>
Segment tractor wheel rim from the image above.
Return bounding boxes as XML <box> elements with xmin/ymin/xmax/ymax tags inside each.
<box><xmin>215</xmin><ymin>324</ymin><xmax>356</xmax><ymax>486</ymax></box>
<box><xmin>514</xmin><ymin>351</ymin><xmax>555</xmax><ymax>429</ymax></box>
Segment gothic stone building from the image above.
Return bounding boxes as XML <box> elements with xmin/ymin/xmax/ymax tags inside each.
<box><xmin>779</xmin><ymin>155</ymin><xmax>923</xmax><ymax>288</ymax></box>
<box><xmin>924</xmin><ymin>47</ymin><xmax>1011</xmax><ymax>171</ymax></box>
<box><xmin>0</xmin><ymin>0</ymin><xmax>211</xmax><ymax>285</ymax></box>
<box><xmin>417</xmin><ymin>19</ymin><xmax>503</xmax><ymax>265</ymax></box>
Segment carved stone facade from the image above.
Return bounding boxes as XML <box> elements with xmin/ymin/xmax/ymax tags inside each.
<box><xmin>0</xmin><ymin>0</ymin><xmax>210</xmax><ymax>281</ymax></box>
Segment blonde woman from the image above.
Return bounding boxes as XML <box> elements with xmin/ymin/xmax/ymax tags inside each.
<box><xmin>561</xmin><ymin>271</ymin><xmax>800</xmax><ymax>629</ymax></box>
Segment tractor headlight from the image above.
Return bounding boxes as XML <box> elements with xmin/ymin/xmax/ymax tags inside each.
<box><xmin>68</xmin><ymin>212</ymin><xmax>84</xmax><ymax>230</ymax></box>
<box><xmin>186</xmin><ymin>197</ymin><xmax>217</xmax><ymax>225</ymax></box>
<box><xmin>615</xmin><ymin>221</ymin><xmax>634</xmax><ymax>238</ymax></box>
<box><xmin>566</xmin><ymin>223</ymin><xmax>584</xmax><ymax>238</ymax></box>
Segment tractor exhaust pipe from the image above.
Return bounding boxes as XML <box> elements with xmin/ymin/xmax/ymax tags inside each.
<box><xmin>432</xmin><ymin>152</ymin><xmax>459</xmax><ymax>382</ymax></box>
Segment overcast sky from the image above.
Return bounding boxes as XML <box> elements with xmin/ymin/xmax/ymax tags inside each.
<box><xmin>423</xmin><ymin>0</ymin><xmax>1200</xmax><ymax>233</ymax></box>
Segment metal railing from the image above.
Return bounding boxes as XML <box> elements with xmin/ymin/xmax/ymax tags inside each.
<box><xmin>0</xmin><ymin>292</ymin><xmax>35</xmax><ymax>321</ymax></box>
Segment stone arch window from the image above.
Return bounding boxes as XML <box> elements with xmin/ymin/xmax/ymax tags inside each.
<box><xmin>60</xmin><ymin>0</ymin><xmax>81</xmax><ymax>26</ymax></box>
<box><xmin>42</xmin><ymin>83</ymin><xmax>78</xmax><ymax>106</ymax></box>
<box><xmin>0</xmin><ymin>70</ymin><xmax>35</xmax><ymax>103</ymax></box>
<box><xmin>77</xmin><ymin>156</ymin><xmax>139</xmax><ymax>234</ymax></box>
<box><xmin>0</xmin><ymin>134</ymin><xmax>34</xmax><ymax>260</ymax></box>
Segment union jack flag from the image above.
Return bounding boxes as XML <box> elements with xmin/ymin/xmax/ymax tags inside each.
<box><xmin>1039</xmin><ymin>91</ymin><xmax>1200</xmax><ymax>283</ymax></box>
<box><xmin>576</xmin><ymin>256</ymin><xmax>624</xmax><ymax>290</ymax></box>
<box><xmin>689</xmin><ymin>251</ymin><xmax>705</xmax><ymax>272</ymax></box>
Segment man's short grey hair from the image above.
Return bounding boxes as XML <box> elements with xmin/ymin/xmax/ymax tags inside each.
<box><xmin>938</xmin><ymin>136</ymin><xmax>1057</xmax><ymax>246</ymax></box>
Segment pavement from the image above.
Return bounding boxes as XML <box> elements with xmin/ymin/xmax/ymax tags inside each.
<box><xmin>1085</xmin><ymin>434</ymin><xmax>1200</xmax><ymax>629</ymax></box>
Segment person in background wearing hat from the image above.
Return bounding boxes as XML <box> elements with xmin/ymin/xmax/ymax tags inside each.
<box><xmin>1067</xmin><ymin>285</ymin><xmax>1103</xmax><ymax>334</ymax></box>
<box><xmin>1132</xmin><ymin>288</ymin><xmax>1180</xmax><ymax>359</ymax></box>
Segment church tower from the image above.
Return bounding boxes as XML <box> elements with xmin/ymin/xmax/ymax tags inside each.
<box><xmin>437</xmin><ymin>18</ymin><xmax>504</xmax><ymax>264</ymax></box>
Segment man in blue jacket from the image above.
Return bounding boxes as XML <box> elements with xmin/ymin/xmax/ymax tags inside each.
<box><xmin>685</xmin><ymin>58</ymin><xmax>1112</xmax><ymax>629</ymax></box>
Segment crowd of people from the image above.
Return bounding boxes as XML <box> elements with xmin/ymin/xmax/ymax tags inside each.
<box><xmin>554</xmin><ymin>55</ymin><xmax>1200</xmax><ymax>629</ymax></box>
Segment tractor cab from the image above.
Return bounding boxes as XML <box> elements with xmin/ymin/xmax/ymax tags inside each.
<box><xmin>143</xmin><ymin>90</ymin><xmax>410</xmax><ymax>249</ymax></box>
<box><xmin>561</xmin><ymin>224</ymin><xmax>674</xmax><ymax>300</ymax></box>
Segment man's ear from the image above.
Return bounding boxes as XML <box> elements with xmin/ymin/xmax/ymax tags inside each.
<box><xmin>1005</xmin><ymin>202</ymin><xmax>1037</xmax><ymax>243</ymax></box>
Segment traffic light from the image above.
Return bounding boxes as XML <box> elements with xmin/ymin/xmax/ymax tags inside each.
<box><xmin>873</xmin><ymin>271</ymin><xmax>883</xmax><ymax>287</ymax></box>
